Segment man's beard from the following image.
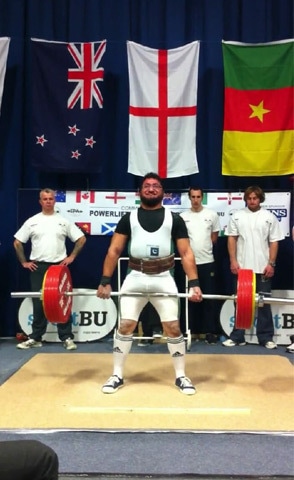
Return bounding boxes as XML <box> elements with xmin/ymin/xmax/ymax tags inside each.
<box><xmin>140</xmin><ymin>192</ymin><xmax>164</xmax><ymax>207</ymax></box>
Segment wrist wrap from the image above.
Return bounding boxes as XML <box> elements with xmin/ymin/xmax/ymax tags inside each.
<box><xmin>188</xmin><ymin>279</ymin><xmax>200</xmax><ymax>289</ymax></box>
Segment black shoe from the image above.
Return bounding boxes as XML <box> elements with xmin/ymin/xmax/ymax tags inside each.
<box><xmin>175</xmin><ymin>376</ymin><xmax>196</xmax><ymax>395</ymax></box>
<box><xmin>205</xmin><ymin>333</ymin><xmax>218</xmax><ymax>344</ymax></box>
<box><xmin>138</xmin><ymin>339</ymin><xmax>153</xmax><ymax>346</ymax></box>
<box><xmin>102</xmin><ymin>375</ymin><xmax>124</xmax><ymax>393</ymax></box>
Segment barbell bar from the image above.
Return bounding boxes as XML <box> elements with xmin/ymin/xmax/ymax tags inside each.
<box><xmin>11</xmin><ymin>290</ymin><xmax>292</xmax><ymax>304</ymax></box>
<box><xmin>10</xmin><ymin>265</ymin><xmax>294</xmax><ymax>329</ymax></box>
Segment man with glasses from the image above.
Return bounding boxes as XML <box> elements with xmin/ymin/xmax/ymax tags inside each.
<box><xmin>97</xmin><ymin>172</ymin><xmax>202</xmax><ymax>395</ymax></box>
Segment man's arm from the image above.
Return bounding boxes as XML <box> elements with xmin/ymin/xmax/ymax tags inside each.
<box><xmin>176</xmin><ymin>238</ymin><xmax>198</xmax><ymax>281</ymax></box>
<box><xmin>13</xmin><ymin>239</ymin><xmax>27</xmax><ymax>264</ymax></box>
<box><xmin>13</xmin><ymin>239</ymin><xmax>37</xmax><ymax>271</ymax></box>
<box><xmin>263</xmin><ymin>240</ymin><xmax>279</xmax><ymax>278</ymax></box>
<box><xmin>211</xmin><ymin>231</ymin><xmax>219</xmax><ymax>244</ymax></box>
<box><xmin>61</xmin><ymin>236</ymin><xmax>86</xmax><ymax>266</ymax></box>
<box><xmin>97</xmin><ymin>232</ymin><xmax>128</xmax><ymax>298</ymax></box>
<box><xmin>176</xmin><ymin>237</ymin><xmax>202</xmax><ymax>302</ymax></box>
<box><xmin>227</xmin><ymin>235</ymin><xmax>239</xmax><ymax>274</ymax></box>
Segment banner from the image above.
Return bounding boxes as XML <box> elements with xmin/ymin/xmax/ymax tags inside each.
<box><xmin>0</xmin><ymin>37</ymin><xmax>10</xmax><ymax>116</ymax></box>
<box><xmin>53</xmin><ymin>190</ymin><xmax>291</xmax><ymax>237</ymax></box>
<box><xmin>31</xmin><ymin>38</ymin><xmax>107</xmax><ymax>173</ymax></box>
<box><xmin>222</xmin><ymin>39</ymin><xmax>294</xmax><ymax>176</ymax></box>
<box><xmin>127</xmin><ymin>41</ymin><xmax>200</xmax><ymax>178</ymax></box>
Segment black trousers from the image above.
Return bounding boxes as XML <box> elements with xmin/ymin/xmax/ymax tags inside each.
<box><xmin>187</xmin><ymin>262</ymin><xmax>221</xmax><ymax>335</ymax></box>
<box><xmin>30</xmin><ymin>262</ymin><xmax>74</xmax><ymax>342</ymax></box>
<box><xmin>0</xmin><ymin>440</ymin><xmax>59</xmax><ymax>480</ymax></box>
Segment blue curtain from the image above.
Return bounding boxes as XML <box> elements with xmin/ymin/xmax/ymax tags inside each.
<box><xmin>0</xmin><ymin>0</ymin><xmax>293</xmax><ymax>335</ymax></box>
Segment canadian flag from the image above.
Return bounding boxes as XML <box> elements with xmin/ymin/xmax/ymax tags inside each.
<box><xmin>75</xmin><ymin>191</ymin><xmax>95</xmax><ymax>203</ymax></box>
<box><xmin>127</xmin><ymin>40</ymin><xmax>200</xmax><ymax>178</ymax></box>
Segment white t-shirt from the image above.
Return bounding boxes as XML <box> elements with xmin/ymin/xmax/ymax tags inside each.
<box><xmin>14</xmin><ymin>212</ymin><xmax>84</xmax><ymax>262</ymax></box>
<box><xmin>180</xmin><ymin>207</ymin><xmax>220</xmax><ymax>264</ymax></box>
<box><xmin>226</xmin><ymin>207</ymin><xmax>284</xmax><ymax>273</ymax></box>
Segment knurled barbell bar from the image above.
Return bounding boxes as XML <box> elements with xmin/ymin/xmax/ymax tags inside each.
<box><xmin>10</xmin><ymin>265</ymin><xmax>294</xmax><ymax>329</ymax></box>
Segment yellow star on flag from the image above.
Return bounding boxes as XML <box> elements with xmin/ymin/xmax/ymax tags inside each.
<box><xmin>249</xmin><ymin>100</ymin><xmax>271</xmax><ymax>123</ymax></box>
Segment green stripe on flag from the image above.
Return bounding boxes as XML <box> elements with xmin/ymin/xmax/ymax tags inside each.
<box><xmin>222</xmin><ymin>41</ymin><xmax>294</xmax><ymax>90</ymax></box>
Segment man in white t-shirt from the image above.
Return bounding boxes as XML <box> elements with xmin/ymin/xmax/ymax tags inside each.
<box><xmin>180</xmin><ymin>187</ymin><xmax>221</xmax><ymax>344</ymax></box>
<box><xmin>14</xmin><ymin>188</ymin><xmax>86</xmax><ymax>350</ymax></box>
<box><xmin>223</xmin><ymin>185</ymin><xmax>284</xmax><ymax>349</ymax></box>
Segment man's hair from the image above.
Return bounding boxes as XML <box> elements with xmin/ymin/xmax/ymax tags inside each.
<box><xmin>139</xmin><ymin>172</ymin><xmax>164</xmax><ymax>190</ymax></box>
<box><xmin>39</xmin><ymin>188</ymin><xmax>55</xmax><ymax>198</ymax></box>
<box><xmin>188</xmin><ymin>187</ymin><xmax>203</xmax><ymax>198</ymax></box>
<box><xmin>243</xmin><ymin>185</ymin><xmax>265</xmax><ymax>203</ymax></box>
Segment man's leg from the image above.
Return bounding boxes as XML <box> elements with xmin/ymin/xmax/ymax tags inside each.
<box><xmin>30</xmin><ymin>265</ymin><xmax>49</xmax><ymax>341</ymax></box>
<box><xmin>0</xmin><ymin>440</ymin><xmax>59</xmax><ymax>480</ymax></box>
<box><xmin>101</xmin><ymin>318</ymin><xmax>137</xmax><ymax>393</ymax></box>
<box><xmin>162</xmin><ymin>310</ymin><xmax>196</xmax><ymax>396</ymax></box>
<box><xmin>255</xmin><ymin>274</ymin><xmax>275</xmax><ymax>346</ymax></box>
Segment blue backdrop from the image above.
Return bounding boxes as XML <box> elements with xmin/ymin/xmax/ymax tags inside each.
<box><xmin>0</xmin><ymin>0</ymin><xmax>293</xmax><ymax>336</ymax></box>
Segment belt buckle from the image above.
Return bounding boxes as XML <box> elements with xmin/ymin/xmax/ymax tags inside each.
<box><xmin>140</xmin><ymin>258</ymin><xmax>145</xmax><ymax>273</ymax></box>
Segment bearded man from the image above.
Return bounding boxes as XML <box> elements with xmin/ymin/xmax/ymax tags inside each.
<box><xmin>97</xmin><ymin>172</ymin><xmax>202</xmax><ymax>395</ymax></box>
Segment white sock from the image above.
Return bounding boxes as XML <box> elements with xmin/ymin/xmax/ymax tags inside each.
<box><xmin>112</xmin><ymin>332</ymin><xmax>133</xmax><ymax>379</ymax></box>
<box><xmin>167</xmin><ymin>335</ymin><xmax>186</xmax><ymax>379</ymax></box>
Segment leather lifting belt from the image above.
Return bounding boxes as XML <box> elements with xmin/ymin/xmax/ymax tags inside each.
<box><xmin>128</xmin><ymin>254</ymin><xmax>175</xmax><ymax>274</ymax></box>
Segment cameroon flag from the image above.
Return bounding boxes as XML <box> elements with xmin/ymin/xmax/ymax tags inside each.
<box><xmin>222</xmin><ymin>40</ymin><xmax>293</xmax><ymax>176</ymax></box>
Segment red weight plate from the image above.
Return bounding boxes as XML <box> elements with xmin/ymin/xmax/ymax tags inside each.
<box><xmin>42</xmin><ymin>265</ymin><xmax>73</xmax><ymax>324</ymax></box>
<box><xmin>235</xmin><ymin>269</ymin><xmax>255</xmax><ymax>329</ymax></box>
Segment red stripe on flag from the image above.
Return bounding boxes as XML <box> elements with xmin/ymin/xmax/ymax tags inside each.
<box><xmin>158</xmin><ymin>50</ymin><xmax>168</xmax><ymax>177</ymax></box>
<box><xmin>224</xmin><ymin>87</ymin><xmax>293</xmax><ymax>132</ymax></box>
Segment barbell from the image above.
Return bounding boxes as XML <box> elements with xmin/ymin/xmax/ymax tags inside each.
<box><xmin>10</xmin><ymin>265</ymin><xmax>294</xmax><ymax>329</ymax></box>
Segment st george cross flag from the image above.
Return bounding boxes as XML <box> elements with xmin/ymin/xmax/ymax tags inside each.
<box><xmin>0</xmin><ymin>37</ymin><xmax>10</xmax><ymax>116</ymax></box>
<box><xmin>222</xmin><ymin>39</ymin><xmax>294</xmax><ymax>176</ymax></box>
<box><xmin>31</xmin><ymin>38</ymin><xmax>107</xmax><ymax>173</ymax></box>
<box><xmin>127</xmin><ymin>41</ymin><xmax>200</xmax><ymax>178</ymax></box>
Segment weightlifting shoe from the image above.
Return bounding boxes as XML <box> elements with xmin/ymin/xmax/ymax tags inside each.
<box><xmin>102</xmin><ymin>375</ymin><xmax>124</xmax><ymax>394</ymax></box>
<box><xmin>286</xmin><ymin>342</ymin><xmax>294</xmax><ymax>353</ymax></box>
<box><xmin>264</xmin><ymin>341</ymin><xmax>277</xmax><ymax>349</ymax></box>
<box><xmin>175</xmin><ymin>376</ymin><xmax>196</xmax><ymax>395</ymax></box>
<box><xmin>153</xmin><ymin>328</ymin><xmax>163</xmax><ymax>338</ymax></box>
<box><xmin>63</xmin><ymin>338</ymin><xmax>77</xmax><ymax>350</ymax></box>
<box><xmin>17</xmin><ymin>339</ymin><xmax>42</xmax><ymax>349</ymax></box>
<box><xmin>222</xmin><ymin>339</ymin><xmax>246</xmax><ymax>347</ymax></box>
<box><xmin>138</xmin><ymin>339</ymin><xmax>153</xmax><ymax>346</ymax></box>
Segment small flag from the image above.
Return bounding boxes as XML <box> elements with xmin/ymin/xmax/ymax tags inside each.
<box><xmin>101</xmin><ymin>223</ymin><xmax>117</xmax><ymax>235</ymax></box>
<box><xmin>75</xmin><ymin>222</ymin><xmax>91</xmax><ymax>235</ymax></box>
<box><xmin>222</xmin><ymin>39</ymin><xmax>294</xmax><ymax>176</ymax></box>
<box><xmin>76</xmin><ymin>191</ymin><xmax>95</xmax><ymax>203</ymax></box>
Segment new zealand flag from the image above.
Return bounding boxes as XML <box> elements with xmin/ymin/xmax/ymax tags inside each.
<box><xmin>31</xmin><ymin>38</ymin><xmax>107</xmax><ymax>173</ymax></box>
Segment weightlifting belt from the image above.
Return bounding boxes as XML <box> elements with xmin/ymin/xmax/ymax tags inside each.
<box><xmin>128</xmin><ymin>254</ymin><xmax>175</xmax><ymax>274</ymax></box>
